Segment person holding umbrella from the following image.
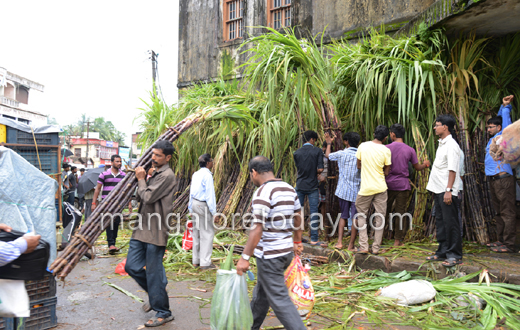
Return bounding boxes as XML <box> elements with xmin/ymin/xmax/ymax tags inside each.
<box><xmin>77</xmin><ymin>167</ymin><xmax>105</xmax><ymax>222</ymax></box>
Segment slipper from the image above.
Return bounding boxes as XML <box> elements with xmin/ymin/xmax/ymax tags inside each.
<box><xmin>442</xmin><ymin>258</ymin><xmax>462</xmax><ymax>267</ymax></box>
<box><xmin>486</xmin><ymin>241</ymin><xmax>505</xmax><ymax>248</ymax></box>
<box><xmin>144</xmin><ymin>315</ymin><xmax>175</xmax><ymax>327</ymax></box>
<box><xmin>310</xmin><ymin>241</ymin><xmax>328</xmax><ymax>248</ymax></box>
<box><xmin>426</xmin><ymin>255</ymin><xmax>446</xmax><ymax>261</ymax></box>
<box><xmin>142</xmin><ymin>300</ymin><xmax>152</xmax><ymax>313</ymax></box>
<box><xmin>355</xmin><ymin>248</ymin><xmax>369</xmax><ymax>255</ymax></box>
<box><xmin>491</xmin><ymin>246</ymin><xmax>514</xmax><ymax>253</ymax></box>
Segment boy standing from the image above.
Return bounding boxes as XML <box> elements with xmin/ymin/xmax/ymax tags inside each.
<box><xmin>324</xmin><ymin>132</ymin><xmax>361</xmax><ymax>251</ymax></box>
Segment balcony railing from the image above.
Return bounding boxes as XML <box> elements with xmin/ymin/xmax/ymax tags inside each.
<box><xmin>0</xmin><ymin>96</ymin><xmax>20</xmax><ymax>108</ymax></box>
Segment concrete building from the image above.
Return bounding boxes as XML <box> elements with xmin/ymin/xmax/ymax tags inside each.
<box><xmin>70</xmin><ymin>137</ymin><xmax>119</xmax><ymax>168</ymax></box>
<box><xmin>131</xmin><ymin>132</ymin><xmax>142</xmax><ymax>158</ymax></box>
<box><xmin>178</xmin><ymin>0</ymin><xmax>520</xmax><ymax>88</ymax></box>
<box><xmin>0</xmin><ymin>67</ymin><xmax>46</xmax><ymax>126</ymax></box>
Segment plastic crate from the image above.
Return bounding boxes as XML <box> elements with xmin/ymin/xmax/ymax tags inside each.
<box><xmin>25</xmin><ymin>272</ymin><xmax>56</xmax><ymax>302</ymax></box>
<box><xmin>16</xmin><ymin>296</ymin><xmax>57</xmax><ymax>330</ymax></box>
<box><xmin>0</xmin><ymin>318</ymin><xmax>15</xmax><ymax>330</ymax></box>
<box><xmin>3</xmin><ymin>145</ymin><xmax>59</xmax><ymax>174</ymax></box>
<box><xmin>6</xmin><ymin>127</ymin><xmax>59</xmax><ymax>146</ymax></box>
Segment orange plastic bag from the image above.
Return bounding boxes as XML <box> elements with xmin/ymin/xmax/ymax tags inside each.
<box><xmin>115</xmin><ymin>258</ymin><xmax>128</xmax><ymax>276</ymax></box>
<box><xmin>284</xmin><ymin>255</ymin><xmax>315</xmax><ymax>317</ymax></box>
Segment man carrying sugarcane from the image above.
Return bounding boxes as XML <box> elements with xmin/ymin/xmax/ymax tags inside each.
<box><xmin>188</xmin><ymin>153</ymin><xmax>217</xmax><ymax>270</ymax></box>
<box><xmin>426</xmin><ymin>115</ymin><xmax>463</xmax><ymax>267</ymax></box>
<box><xmin>293</xmin><ymin>130</ymin><xmax>326</xmax><ymax>247</ymax></box>
<box><xmin>236</xmin><ymin>156</ymin><xmax>306</xmax><ymax>330</ymax></box>
<box><xmin>125</xmin><ymin>140</ymin><xmax>176</xmax><ymax>327</ymax></box>
<box><xmin>485</xmin><ymin>95</ymin><xmax>516</xmax><ymax>253</ymax></box>
<box><xmin>385</xmin><ymin>123</ymin><xmax>430</xmax><ymax>247</ymax></box>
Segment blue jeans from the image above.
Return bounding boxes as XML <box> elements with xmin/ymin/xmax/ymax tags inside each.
<box><xmin>125</xmin><ymin>239</ymin><xmax>171</xmax><ymax>319</ymax></box>
<box><xmin>296</xmin><ymin>189</ymin><xmax>320</xmax><ymax>242</ymax></box>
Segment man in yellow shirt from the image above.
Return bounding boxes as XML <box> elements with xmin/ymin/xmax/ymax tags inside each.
<box><xmin>355</xmin><ymin>125</ymin><xmax>392</xmax><ymax>254</ymax></box>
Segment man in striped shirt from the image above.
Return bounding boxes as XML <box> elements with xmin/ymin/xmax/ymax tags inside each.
<box><xmin>236</xmin><ymin>156</ymin><xmax>306</xmax><ymax>330</ymax></box>
<box><xmin>0</xmin><ymin>224</ymin><xmax>40</xmax><ymax>267</ymax></box>
<box><xmin>92</xmin><ymin>155</ymin><xmax>126</xmax><ymax>254</ymax></box>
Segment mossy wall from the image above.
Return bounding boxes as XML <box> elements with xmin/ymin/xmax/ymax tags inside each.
<box><xmin>178</xmin><ymin>0</ymin><xmax>436</xmax><ymax>88</ymax></box>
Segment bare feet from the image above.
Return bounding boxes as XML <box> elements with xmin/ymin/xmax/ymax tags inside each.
<box><xmin>393</xmin><ymin>240</ymin><xmax>404</xmax><ymax>247</ymax></box>
<box><xmin>347</xmin><ymin>245</ymin><xmax>356</xmax><ymax>251</ymax></box>
<box><xmin>334</xmin><ymin>240</ymin><xmax>343</xmax><ymax>249</ymax></box>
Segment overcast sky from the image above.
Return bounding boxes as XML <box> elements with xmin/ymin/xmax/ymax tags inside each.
<box><xmin>1</xmin><ymin>1</ymin><xmax>179</xmax><ymax>146</ymax></box>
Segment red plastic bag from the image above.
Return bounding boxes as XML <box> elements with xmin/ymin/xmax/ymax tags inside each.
<box><xmin>115</xmin><ymin>258</ymin><xmax>128</xmax><ymax>276</ymax></box>
<box><xmin>182</xmin><ymin>221</ymin><xmax>193</xmax><ymax>250</ymax></box>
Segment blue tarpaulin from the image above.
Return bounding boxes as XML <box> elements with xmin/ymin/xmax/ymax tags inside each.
<box><xmin>0</xmin><ymin>146</ymin><xmax>58</xmax><ymax>267</ymax></box>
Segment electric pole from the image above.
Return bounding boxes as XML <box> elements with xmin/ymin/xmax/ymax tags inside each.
<box><xmin>150</xmin><ymin>50</ymin><xmax>158</xmax><ymax>97</ymax></box>
<box><xmin>85</xmin><ymin>121</ymin><xmax>94</xmax><ymax>168</ymax></box>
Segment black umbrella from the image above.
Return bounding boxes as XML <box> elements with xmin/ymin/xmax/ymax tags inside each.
<box><xmin>62</xmin><ymin>149</ymin><xmax>74</xmax><ymax>157</ymax></box>
<box><xmin>77</xmin><ymin>167</ymin><xmax>104</xmax><ymax>195</ymax></box>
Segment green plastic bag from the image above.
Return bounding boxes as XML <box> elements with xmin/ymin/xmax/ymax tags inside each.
<box><xmin>210</xmin><ymin>269</ymin><xmax>253</xmax><ymax>330</ymax></box>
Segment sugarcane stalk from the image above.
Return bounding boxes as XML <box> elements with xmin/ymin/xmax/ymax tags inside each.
<box><xmin>50</xmin><ymin>114</ymin><xmax>203</xmax><ymax>279</ymax></box>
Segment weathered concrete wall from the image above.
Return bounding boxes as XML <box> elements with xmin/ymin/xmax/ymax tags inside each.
<box><xmin>312</xmin><ymin>0</ymin><xmax>436</xmax><ymax>40</ymax></box>
<box><xmin>178</xmin><ymin>0</ymin><xmax>436</xmax><ymax>88</ymax></box>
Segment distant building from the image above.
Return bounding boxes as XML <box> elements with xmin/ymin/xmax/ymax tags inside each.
<box><xmin>70</xmin><ymin>136</ymin><xmax>119</xmax><ymax>168</ymax></box>
<box><xmin>0</xmin><ymin>67</ymin><xmax>46</xmax><ymax>126</ymax></box>
<box><xmin>131</xmin><ymin>132</ymin><xmax>142</xmax><ymax>157</ymax></box>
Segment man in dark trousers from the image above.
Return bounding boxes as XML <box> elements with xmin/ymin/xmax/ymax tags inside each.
<box><xmin>485</xmin><ymin>95</ymin><xmax>516</xmax><ymax>253</ymax></box>
<box><xmin>236</xmin><ymin>156</ymin><xmax>306</xmax><ymax>330</ymax></box>
<box><xmin>426</xmin><ymin>115</ymin><xmax>463</xmax><ymax>267</ymax></box>
<box><xmin>125</xmin><ymin>140</ymin><xmax>176</xmax><ymax>328</ymax></box>
<box><xmin>293</xmin><ymin>130</ymin><xmax>326</xmax><ymax>247</ymax></box>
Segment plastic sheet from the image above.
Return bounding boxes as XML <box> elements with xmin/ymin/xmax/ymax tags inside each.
<box><xmin>210</xmin><ymin>269</ymin><xmax>253</xmax><ymax>330</ymax></box>
<box><xmin>0</xmin><ymin>146</ymin><xmax>58</xmax><ymax>267</ymax></box>
<box><xmin>0</xmin><ymin>117</ymin><xmax>61</xmax><ymax>134</ymax></box>
<box><xmin>378</xmin><ymin>280</ymin><xmax>437</xmax><ymax>306</ymax></box>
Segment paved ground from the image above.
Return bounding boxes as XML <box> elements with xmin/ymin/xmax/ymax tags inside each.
<box><xmin>54</xmin><ymin>255</ymin><xmax>319</xmax><ymax>330</ymax></box>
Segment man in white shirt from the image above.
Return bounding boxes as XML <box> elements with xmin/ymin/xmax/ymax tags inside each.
<box><xmin>188</xmin><ymin>154</ymin><xmax>217</xmax><ymax>270</ymax></box>
<box><xmin>426</xmin><ymin>115</ymin><xmax>463</xmax><ymax>267</ymax></box>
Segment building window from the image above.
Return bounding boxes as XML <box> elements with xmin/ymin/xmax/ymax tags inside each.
<box><xmin>74</xmin><ymin>148</ymin><xmax>82</xmax><ymax>157</ymax></box>
<box><xmin>269</xmin><ymin>0</ymin><xmax>291</xmax><ymax>29</ymax></box>
<box><xmin>224</xmin><ymin>0</ymin><xmax>244</xmax><ymax>41</ymax></box>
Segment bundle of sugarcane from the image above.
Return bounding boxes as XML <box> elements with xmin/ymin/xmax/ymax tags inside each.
<box><xmin>49</xmin><ymin>114</ymin><xmax>204</xmax><ymax>279</ymax></box>
<box><xmin>473</xmin><ymin>128</ymin><xmax>497</xmax><ymax>242</ymax></box>
<box><xmin>221</xmin><ymin>165</ymin><xmax>248</xmax><ymax>219</ymax></box>
<box><xmin>234</xmin><ymin>180</ymin><xmax>255</xmax><ymax>228</ymax></box>
<box><xmin>171</xmin><ymin>185</ymin><xmax>190</xmax><ymax>219</ymax></box>
<box><xmin>215</xmin><ymin>162</ymin><xmax>241</xmax><ymax>215</ymax></box>
<box><xmin>300</xmin><ymin>253</ymin><xmax>329</xmax><ymax>266</ymax></box>
<box><xmin>406</xmin><ymin>126</ymin><xmax>431</xmax><ymax>241</ymax></box>
<box><xmin>459</xmin><ymin>129</ymin><xmax>489</xmax><ymax>245</ymax></box>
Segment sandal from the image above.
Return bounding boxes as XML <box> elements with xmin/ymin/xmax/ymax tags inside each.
<box><xmin>442</xmin><ymin>258</ymin><xmax>462</xmax><ymax>267</ymax></box>
<box><xmin>355</xmin><ymin>247</ymin><xmax>369</xmax><ymax>255</ymax></box>
<box><xmin>310</xmin><ymin>241</ymin><xmax>328</xmax><ymax>248</ymax></box>
<box><xmin>486</xmin><ymin>241</ymin><xmax>505</xmax><ymax>248</ymax></box>
<box><xmin>491</xmin><ymin>246</ymin><xmax>514</xmax><ymax>253</ymax></box>
<box><xmin>142</xmin><ymin>300</ymin><xmax>152</xmax><ymax>313</ymax></box>
<box><xmin>426</xmin><ymin>255</ymin><xmax>446</xmax><ymax>261</ymax></box>
<box><xmin>145</xmin><ymin>315</ymin><xmax>175</xmax><ymax>327</ymax></box>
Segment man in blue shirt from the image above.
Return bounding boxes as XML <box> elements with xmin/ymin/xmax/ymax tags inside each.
<box><xmin>188</xmin><ymin>154</ymin><xmax>217</xmax><ymax>270</ymax></box>
<box><xmin>485</xmin><ymin>95</ymin><xmax>516</xmax><ymax>253</ymax></box>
